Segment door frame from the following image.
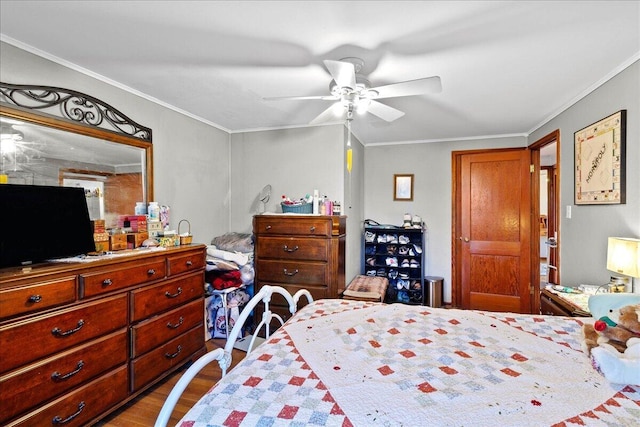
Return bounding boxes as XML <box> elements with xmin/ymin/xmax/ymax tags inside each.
<box><xmin>528</xmin><ymin>130</ymin><xmax>561</xmax><ymax>313</ymax></box>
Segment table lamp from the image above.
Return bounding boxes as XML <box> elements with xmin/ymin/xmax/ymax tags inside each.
<box><xmin>606</xmin><ymin>237</ymin><xmax>640</xmax><ymax>293</ymax></box>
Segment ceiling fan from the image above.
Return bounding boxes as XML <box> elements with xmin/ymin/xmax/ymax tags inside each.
<box><xmin>264</xmin><ymin>57</ymin><xmax>442</xmax><ymax>125</ymax></box>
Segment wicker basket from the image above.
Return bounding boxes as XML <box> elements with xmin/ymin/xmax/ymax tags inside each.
<box><xmin>178</xmin><ymin>219</ymin><xmax>193</xmax><ymax>245</ymax></box>
<box><xmin>281</xmin><ymin>202</ymin><xmax>313</xmax><ymax>214</ymax></box>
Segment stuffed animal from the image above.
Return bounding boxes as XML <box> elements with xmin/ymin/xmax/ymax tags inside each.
<box><xmin>581</xmin><ymin>299</ymin><xmax>640</xmax><ymax>385</ymax></box>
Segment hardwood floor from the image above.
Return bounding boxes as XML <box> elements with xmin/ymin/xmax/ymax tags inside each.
<box><xmin>96</xmin><ymin>339</ymin><xmax>245</xmax><ymax>426</ymax></box>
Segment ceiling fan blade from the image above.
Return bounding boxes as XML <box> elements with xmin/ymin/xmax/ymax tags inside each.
<box><xmin>366</xmin><ymin>100</ymin><xmax>405</xmax><ymax>122</ymax></box>
<box><xmin>324</xmin><ymin>60</ymin><xmax>356</xmax><ymax>89</ymax></box>
<box><xmin>309</xmin><ymin>103</ymin><xmax>344</xmax><ymax>125</ymax></box>
<box><xmin>264</xmin><ymin>95</ymin><xmax>337</xmax><ymax>101</ymax></box>
<box><xmin>372</xmin><ymin>76</ymin><xmax>442</xmax><ymax>99</ymax></box>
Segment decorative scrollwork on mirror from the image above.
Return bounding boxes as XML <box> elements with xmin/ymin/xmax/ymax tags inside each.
<box><xmin>0</xmin><ymin>82</ymin><xmax>153</xmax><ymax>228</ymax></box>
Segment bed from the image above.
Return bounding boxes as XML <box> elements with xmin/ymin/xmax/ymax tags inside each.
<box><xmin>173</xmin><ymin>298</ymin><xmax>638</xmax><ymax>426</ymax></box>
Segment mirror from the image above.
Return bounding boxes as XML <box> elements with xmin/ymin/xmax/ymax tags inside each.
<box><xmin>0</xmin><ymin>83</ymin><xmax>153</xmax><ymax>229</ymax></box>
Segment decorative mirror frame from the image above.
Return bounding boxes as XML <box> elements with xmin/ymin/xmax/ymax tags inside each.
<box><xmin>0</xmin><ymin>82</ymin><xmax>153</xmax><ymax>202</ymax></box>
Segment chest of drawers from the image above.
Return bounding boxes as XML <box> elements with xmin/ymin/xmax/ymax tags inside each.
<box><xmin>0</xmin><ymin>244</ymin><xmax>206</xmax><ymax>426</ymax></box>
<box><xmin>253</xmin><ymin>215</ymin><xmax>346</xmax><ymax>320</ymax></box>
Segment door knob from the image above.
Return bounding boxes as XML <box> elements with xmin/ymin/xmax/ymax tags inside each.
<box><xmin>459</xmin><ymin>236</ymin><xmax>469</xmax><ymax>242</ymax></box>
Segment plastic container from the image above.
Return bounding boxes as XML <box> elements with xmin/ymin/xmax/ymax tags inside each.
<box><xmin>135</xmin><ymin>202</ymin><xmax>147</xmax><ymax>215</ymax></box>
<box><xmin>148</xmin><ymin>202</ymin><xmax>160</xmax><ymax>221</ymax></box>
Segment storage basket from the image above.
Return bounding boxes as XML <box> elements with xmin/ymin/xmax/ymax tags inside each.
<box><xmin>281</xmin><ymin>202</ymin><xmax>313</xmax><ymax>214</ymax></box>
<box><xmin>178</xmin><ymin>219</ymin><xmax>193</xmax><ymax>245</ymax></box>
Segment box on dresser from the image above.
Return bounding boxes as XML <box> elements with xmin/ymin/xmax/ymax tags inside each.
<box><xmin>0</xmin><ymin>244</ymin><xmax>207</xmax><ymax>426</ymax></box>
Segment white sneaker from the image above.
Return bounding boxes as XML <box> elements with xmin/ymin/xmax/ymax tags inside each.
<box><xmin>412</xmin><ymin>215</ymin><xmax>422</xmax><ymax>229</ymax></box>
<box><xmin>403</xmin><ymin>213</ymin><xmax>412</xmax><ymax>228</ymax></box>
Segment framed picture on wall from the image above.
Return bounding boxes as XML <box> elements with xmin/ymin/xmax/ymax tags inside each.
<box><xmin>574</xmin><ymin>110</ymin><xmax>626</xmax><ymax>205</ymax></box>
<box><xmin>394</xmin><ymin>174</ymin><xmax>414</xmax><ymax>201</ymax></box>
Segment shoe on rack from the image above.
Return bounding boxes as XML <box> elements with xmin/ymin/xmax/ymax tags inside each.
<box><xmin>365</xmin><ymin>245</ymin><xmax>376</xmax><ymax>255</ymax></box>
<box><xmin>388</xmin><ymin>269</ymin><xmax>398</xmax><ymax>279</ymax></box>
<box><xmin>366</xmin><ymin>257</ymin><xmax>376</xmax><ymax>266</ymax></box>
<box><xmin>366</xmin><ymin>269</ymin><xmax>377</xmax><ymax>276</ymax></box>
<box><xmin>398</xmin><ymin>245</ymin><xmax>409</xmax><ymax>256</ymax></box>
<box><xmin>400</xmin><ymin>259</ymin><xmax>410</xmax><ymax>268</ymax></box>
<box><xmin>376</xmin><ymin>268</ymin><xmax>387</xmax><ymax>277</ymax></box>
<box><xmin>387</xmin><ymin>234</ymin><xmax>398</xmax><ymax>244</ymax></box>
<box><xmin>377</xmin><ymin>234</ymin><xmax>387</xmax><ymax>243</ymax></box>
<box><xmin>386</xmin><ymin>257</ymin><xmax>398</xmax><ymax>267</ymax></box>
<box><xmin>411</xmin><ymin>215</ymin><xmax>422</xmax><ymax>229</ymax></box>
<box><xmin>412</xmin><ymin>244</ymin><xmax>423</xmax><ymax>254</ymax></box>
<box><xmin>399</xmin><ymin>235</ymin><xmax>410</xmax><ymax>244</ymax></box>
<box><xmin>410</xmin><ymin>259</ymin><xmax>420</xmax><ymax>268</ymax></box>
<box><xmin>386</xmin><ymin>244</ymin><xmax>397</xmax><ymax>255</ymax></box>
<box><xmin>411</xmin><ymin>280</ymin><xmax>421</xmax><ymax>290</ymax></box>
<box><xmin>403</xmin><ymin>213</ymin><xmax>412</xmax><ymax>228</ymax></box>
<box><xmin>399</xmin><ymin>272</ymin><xmax>409</xmax><ymax>280</ymax></box>
<box><xmin>365</xmin><ymin>231</ymin><xmax>376</xmax><ymax>243</ymax></box>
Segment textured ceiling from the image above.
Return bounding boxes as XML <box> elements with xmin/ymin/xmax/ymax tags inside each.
<box><xmin>1</xmin><ymin>1</ymin><xmax>639</xmax><ymax>145</ymax></box>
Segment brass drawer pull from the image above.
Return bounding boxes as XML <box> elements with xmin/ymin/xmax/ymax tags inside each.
<box><xmin>147</xmin><ymin>269</ymin><xmax>156</xmax><ymax>275</ymax></box>
<box><xmin>186</xmin><ymin>260</ymin><xmax>193</xmax><ymax>266</ymax></box>
<box><xmin>28</xmin><ymin>294</ymin><xmax>42</xmax><ymax>303</ymax></box>
<box><xmin>52</xmin><ymin>320</ymin><xmax>85</xmax><ymax>337</ymax></box>
<box><xmin>283</xmin><ymin>245</ymin><xmax>299</xmax><ymax>253</ymax></box>
<box><xmin>52</xmin><ymin>401</ymin><xmax>85</xmax><ymax>424</ymax></box>
<box><xmin>283</xmin><ymin>268</ymin><xmax>299</xmax><ymax>276</ymax></box>
<box><xmin>165</xmin><ymin>345</ymin><xmax>182</xmax><ymax>359</ymax></box>
<box><xmin>167</xmin><ymin>316</ymin><xmax>184</xmax><ymax>329</ymax></box>
<box><xmin>265</xmin><ymin>225</ymin><xmax>272</xmax><ymax>230</ymax></box>
<box><xmin>51</xmin><ymin>360</ymin><xmax>84</xmax><ymax>381</ymax></box>
<box><xmin>165</xmin><ymin>287</ymin><xmax>182</xmax><ymax>298</ymax></box>
<box><xmin>309</xmin><ymin>226</ymin><xmax>316</xmax><ymax>232</ymax></box>
<box><xmin>102</xmin><ymin>278</ymin><xmax>113</xmax><ymax>287</ymax></box>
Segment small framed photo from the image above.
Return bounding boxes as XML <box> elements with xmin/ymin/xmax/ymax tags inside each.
<box><xmin>394</xmin><ymin>174</ymin><xmax>414</xmax><ymax>201</ymax></box>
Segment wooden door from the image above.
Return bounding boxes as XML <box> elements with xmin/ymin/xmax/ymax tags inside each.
<box><xmin>453</xmin><ymin>148</ymin><xmax>533</xmax><ymax>313</ymax></box>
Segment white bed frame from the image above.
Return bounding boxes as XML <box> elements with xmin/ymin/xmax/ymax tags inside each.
<box><xmin>154</xmin><ymin>285</ymin><xmax>313</xmax><ymax>427</ymax></box>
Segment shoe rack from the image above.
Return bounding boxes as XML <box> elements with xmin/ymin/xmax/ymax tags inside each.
<box><xmin>362</xmin><ymin>224</ymin><xmax>426</xmax><ymax>305</ymax></box>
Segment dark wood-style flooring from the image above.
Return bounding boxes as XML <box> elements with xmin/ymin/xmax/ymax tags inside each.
<box><xmin>96</xmin><ymin>339</ymin><xmax>244</xmax><ymax>426</ymax></box>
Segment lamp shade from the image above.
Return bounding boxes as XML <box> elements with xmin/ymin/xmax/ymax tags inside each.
<box><xmin>606</xmin><ymin>237</ymin><xmax>640</xmax><ymax>278</ymax></box>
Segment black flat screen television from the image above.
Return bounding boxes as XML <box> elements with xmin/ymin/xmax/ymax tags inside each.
<box><xmin>0</xmin><ymin>184</ymin><xmax>96</xmax><ymax>268</ymax></box>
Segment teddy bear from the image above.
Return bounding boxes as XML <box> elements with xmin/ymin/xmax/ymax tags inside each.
<box><xmin>581</xmin><ymin>301</ymin><xmax>640</xmax><ymax>384</ymax></box>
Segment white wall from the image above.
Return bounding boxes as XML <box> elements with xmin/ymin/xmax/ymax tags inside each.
<box><xmin>364</xmin><ymin>136</ymin><xmax>527</xmax><ymax>303</ymax></box>
<box><xmin>529</xmin><ymin>60</ymin><xmax>640</xmax><ymax>287</ymax></box>
<box><xmin>0</xmin><ymin>41</ymin><xmax>230</xmax><ymax>245</ymax></box>
<box><xmin>228</xmin><ymin>124</ymin><xmax>364</xmax><ymax>283</ymax></box>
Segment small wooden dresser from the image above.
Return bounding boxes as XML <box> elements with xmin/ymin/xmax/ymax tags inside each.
<box><xmin>0</xmin><ymin>244</ymin><xmax>206</xmax><ymax>426</ymax></box>
<box><xmin>253</xmin><ymin>215</ymin><xmax>346</xmax><ymax>319</ymax></box>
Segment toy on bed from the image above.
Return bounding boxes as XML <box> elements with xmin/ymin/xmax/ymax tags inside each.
<box><xmin>581</xmin><ymin>293</ymin><xmax>640</xmax><ymax>385</ymax></box>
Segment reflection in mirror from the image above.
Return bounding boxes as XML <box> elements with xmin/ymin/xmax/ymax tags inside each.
<box><xmin>0</xmin><ymin>83</ymin><xmax>152</xmax><ymax>229</ymax></box>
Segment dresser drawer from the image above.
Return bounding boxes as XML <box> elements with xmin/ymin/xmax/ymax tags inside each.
<box><xmin>130</xmin><ymin>325</ymin><xmax>204</xmax><ymax>391</ymax></box>
<box><xmin>130</xmin><ymin>272</ymin><xmax>203</xmax><ymax>322</ymax></box>
<box><xmin>0</xmin><ymin>276</ymin><xmax>76</xmax><ymax>321</ymax></box>
<box><xmin>256</xmin><ymin>259</ymin><xmax>327</xmax><ymax>286</ymax></box>
<box><xmin>0</xmin><ymin>294</ymin><xmax>128</xmax><ymax>374</ymax></box>
<box><xmin>0</xmin><ymin>330</ymin><xmax>127</xmax><ymax>424</ymax></box>
<box><xmin>80</xmin><ymin>259</ymin><xmax>166</xmax><ymax>298</ymax></box>
<box><xmin>131</xmin><ymin>299</ymin><xmax>203</xmax><ymax>357</ymax></box>
<box><xmin>254</xmin><ymin>216</ymin><xmax>332</xmax><ymax>237</ymax></box>
<box><xmin>256</xmin><ymin>237</ymin><xmax>329</xmax><ymax>261</ymax></box>
<box><xmin>168</xmin><ymin>250</ymin><xmax>205</xmax><ymax>276</ymax></box>
<box><xmin>6</xmin><ymin>365</ymin><xmax>128</xmax><ymax>427</ymax></box>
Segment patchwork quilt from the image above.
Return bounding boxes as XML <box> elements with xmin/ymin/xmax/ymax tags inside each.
<box><xmin>178</xmin><ymin>300</ymin><xmax>639</xmax><ymax>426</ymax></box>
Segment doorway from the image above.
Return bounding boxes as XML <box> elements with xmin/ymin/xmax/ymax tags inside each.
<box><xmin>529</xmin><ymin>130</ymin><xmax>560</xmax><ymax>298</ymax></box>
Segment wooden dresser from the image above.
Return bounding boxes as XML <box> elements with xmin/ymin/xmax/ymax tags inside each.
<box><xmin>253</xmin><ymin>215</ymin><xmax>346</xmax><ymax>319</ymax></box>
<box><xmin>0</xmin><ymin>244</ymin><xmax>206</xmax><ymax>426</ymax></box>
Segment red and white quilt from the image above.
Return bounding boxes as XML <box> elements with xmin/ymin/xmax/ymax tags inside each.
<box><xmin>178</xmin><ymin>300</ymin><xmax>639</xmax><ymax>426</ymax></box>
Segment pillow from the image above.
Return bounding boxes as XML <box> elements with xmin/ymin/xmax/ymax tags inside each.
<box><xmin>588</xmin><ymin>293</ymin><xmax>640</xmax><ymax>319</ymax></box>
